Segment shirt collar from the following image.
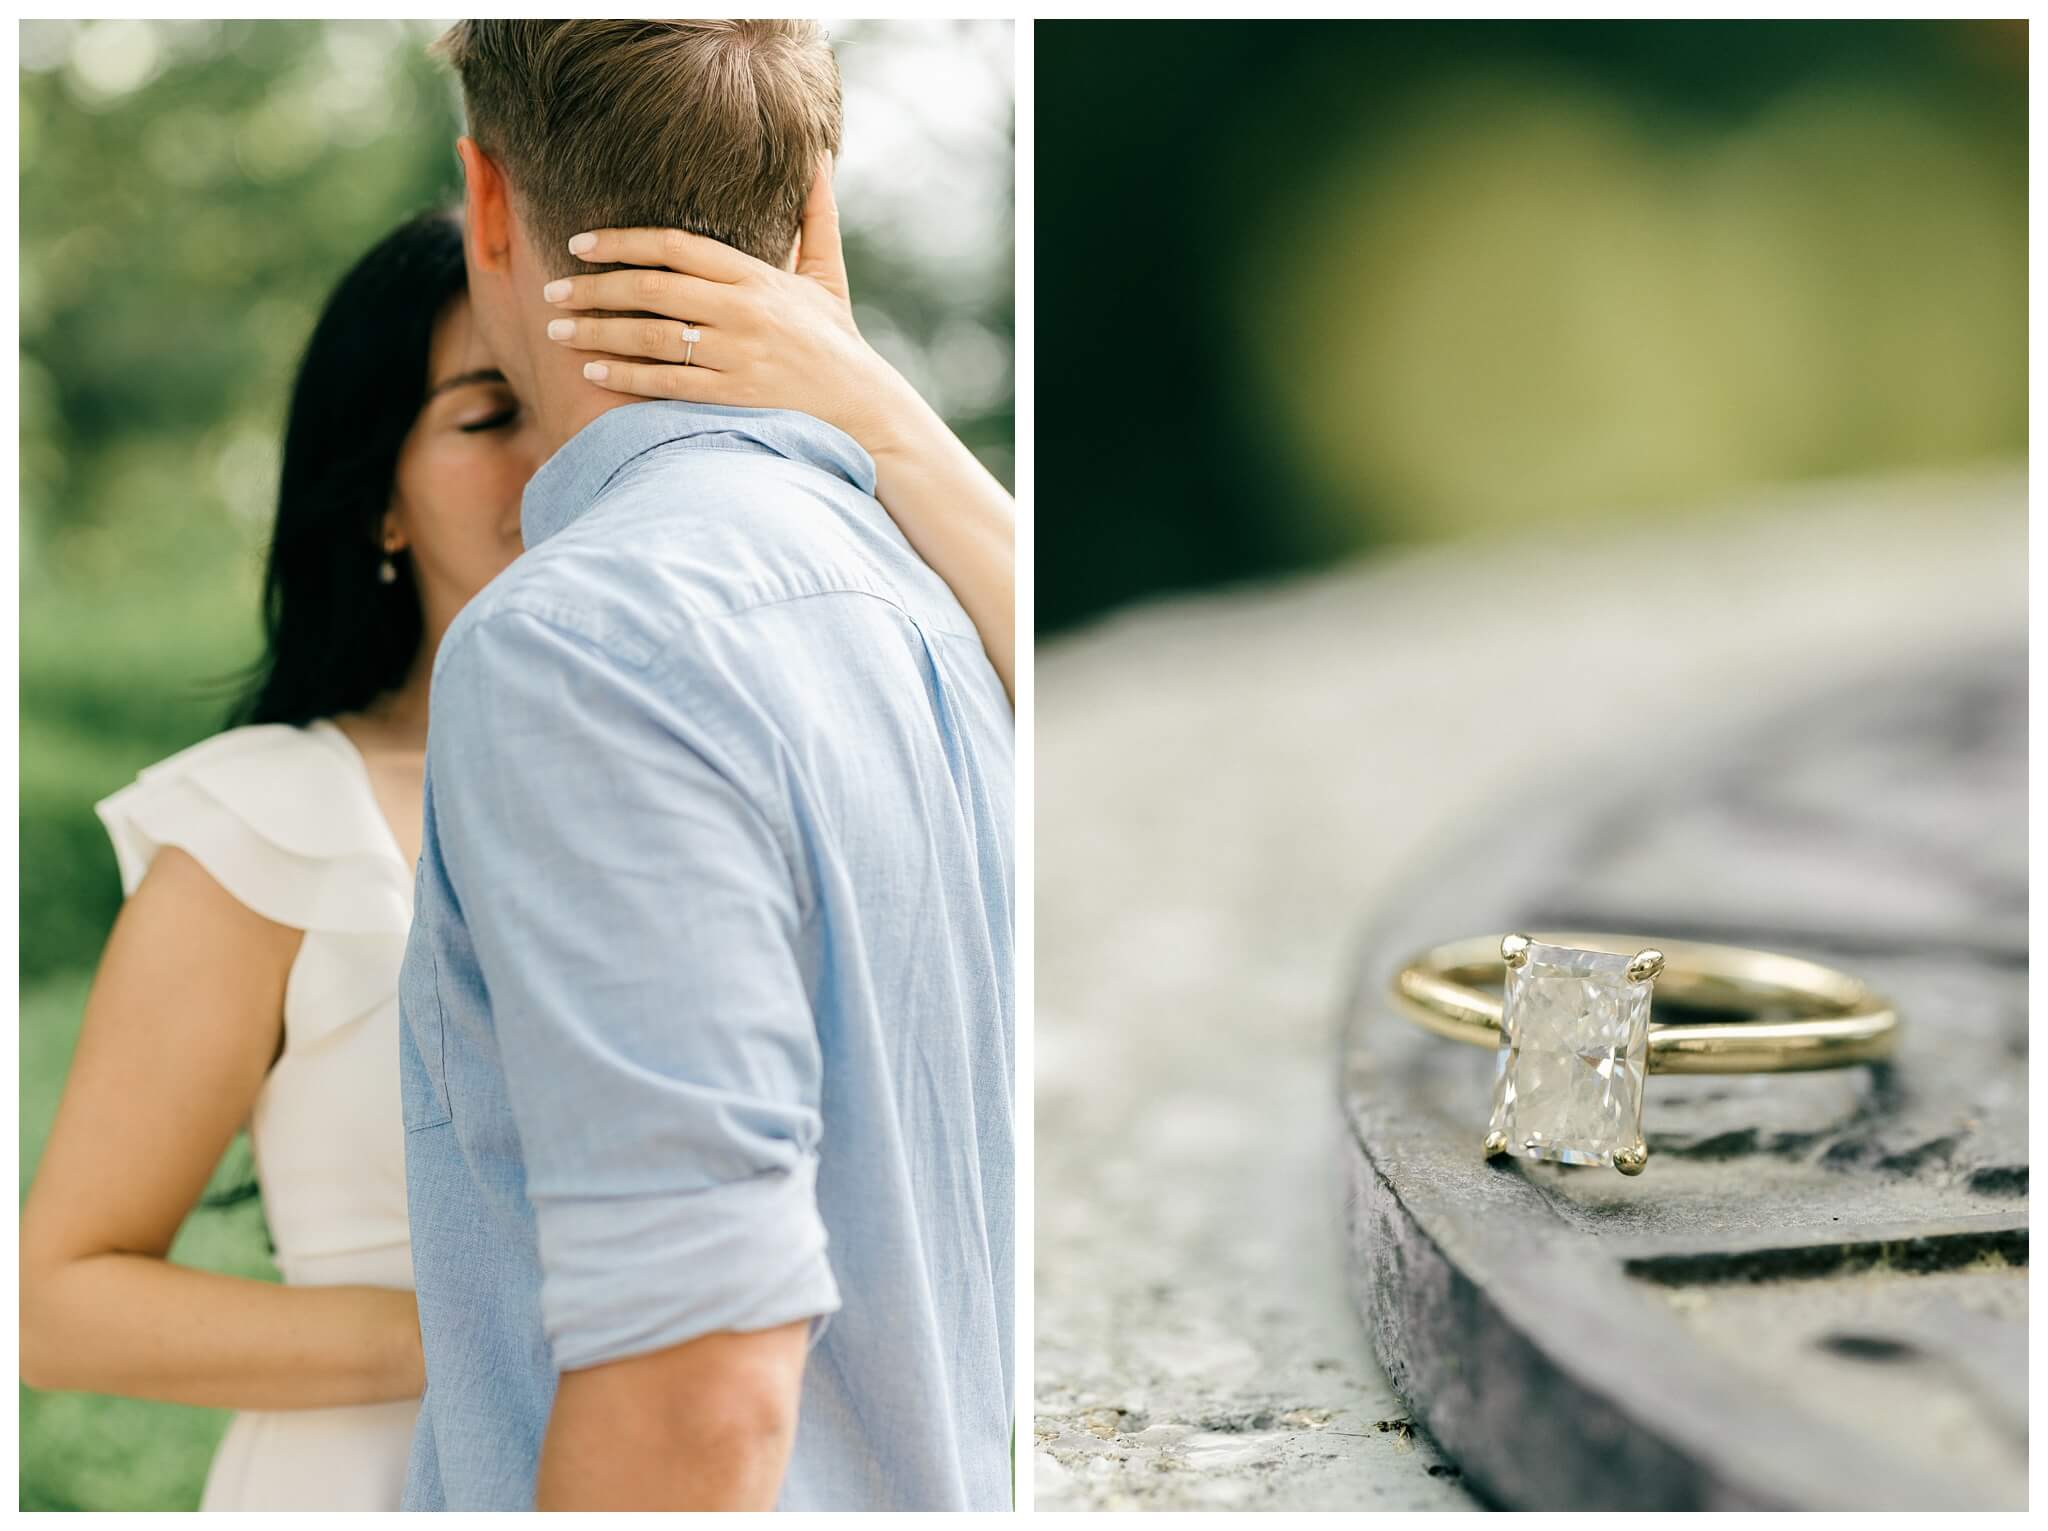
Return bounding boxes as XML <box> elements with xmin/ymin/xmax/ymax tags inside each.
<box><xmin>520</xmin><ymin>401</ymin><xmax>879</xmax><ymax>550</ymax></box>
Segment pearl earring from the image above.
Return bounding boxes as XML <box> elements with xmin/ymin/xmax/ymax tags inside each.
<box><xmin>379</xmin><ymin>539</ymin><xmax>401</xmax><ymax>585</ymax></box>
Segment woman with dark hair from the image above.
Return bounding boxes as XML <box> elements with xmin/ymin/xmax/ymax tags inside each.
<box><xmin>17</xmin><ymin>171</ymin><xmax>1013</xmax><ymax>1510</ymax></box>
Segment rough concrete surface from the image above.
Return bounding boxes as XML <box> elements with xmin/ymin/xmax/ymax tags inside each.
<box><xmin>1033</xmin><ymin>469</ymin><xmax>2025</xmax><ymax>1511</ymax></box>
<box><xmin>1337</xmin><ymin>649</ymin><xmax>2026</xmax><ymax>1509</ymax></box>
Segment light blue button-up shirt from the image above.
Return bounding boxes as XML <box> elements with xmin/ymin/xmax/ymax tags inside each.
<box><xmin>397</xmin><ymin>401</ymin><xmax>1013</xmax><ymax>1510</ymax></box>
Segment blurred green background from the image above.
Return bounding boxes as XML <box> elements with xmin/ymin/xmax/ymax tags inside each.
<box><xmin>20</xmin><ymin>17</ymin><xmax>1012</xmax><ymax>1510</ymax></box>
<box><xmin>1035</xmin><ymin>19</ymin><xmax>2025</xmax><ymax>634</ymax></box>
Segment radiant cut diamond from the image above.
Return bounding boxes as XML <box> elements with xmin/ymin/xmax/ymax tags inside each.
<box><xmin>1491</xmin><ymin>941</ymin><xmax>1651</xmax><ymax>1167</ymax></box>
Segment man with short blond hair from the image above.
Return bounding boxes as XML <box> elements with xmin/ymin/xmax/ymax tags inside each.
<box><xmin>398</xmin><ymin>19</ymin><xmax>1013</xmax><ymax>1511</ymax></box>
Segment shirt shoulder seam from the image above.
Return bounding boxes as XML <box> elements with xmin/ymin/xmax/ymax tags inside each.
<box><xmin>428</xmin><ymin>603</ymin><xmax>822</xmax><ymax>927</ymax></box>
<box><xmin>470</xmin><ymin>580</ymin><xmax>973</xmax><ymax>666</ymax></box>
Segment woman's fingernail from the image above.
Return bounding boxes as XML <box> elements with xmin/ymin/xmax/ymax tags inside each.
<box><xmin>583</xmin><ymin>362</ymin><xmax>610</xmax><ymax>383</ymax></box>
<box><xmin>546</xmin><ymin>319</ymin><xmax>575</xmax><ymax>341</ymax></box>
<box><xmin>542</xmin><ymin>279</ymin><xmax>572</xmax><ymax>302</ymax></box>
<box><xmin>568</xmin><ymin>232</ymin><xmax>597</xmax><ymax>255</ymax></box>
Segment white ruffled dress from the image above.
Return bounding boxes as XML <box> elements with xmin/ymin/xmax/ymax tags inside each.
<box><xmin>94</xmin><ymin>719</ymin><xmax>420</xmax><ymax>1510</ymax></box>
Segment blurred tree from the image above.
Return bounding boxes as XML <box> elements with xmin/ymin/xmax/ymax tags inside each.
<box><xmin>24</xmin><ymin>20</ymin><xmax>467</xmax><ymax>996</ymax></box>
<box><xmin>1035</xmin><ymin>20</ymin><xmax>2024</xmax><ymax>634</ymax></box>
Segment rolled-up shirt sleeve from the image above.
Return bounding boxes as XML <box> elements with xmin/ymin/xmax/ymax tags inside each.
<box><xmin>428</xmin><ymin>608</ymin><xmax>841</xmax><ymax>1374</ymax></box>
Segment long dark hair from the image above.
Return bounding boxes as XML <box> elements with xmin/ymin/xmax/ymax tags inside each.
<box><xmin>228</xmin><ymin>209</ymin><xmax>468</xmax><ymax>728</ymax></box>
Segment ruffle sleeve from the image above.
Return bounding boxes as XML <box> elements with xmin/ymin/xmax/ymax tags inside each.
<box><xmin>94</xmin><ymin>723</ymin><xmax>414</xmax><ymax>1049</ymax></box>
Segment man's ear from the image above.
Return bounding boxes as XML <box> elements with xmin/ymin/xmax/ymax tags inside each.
<box><xmin>455</xmin><ymin>135</ymin><xmax>513</xmax><ymax>275</ymax></box>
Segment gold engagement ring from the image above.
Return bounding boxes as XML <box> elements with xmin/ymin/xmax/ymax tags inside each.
<box><xmin>1390</xmin><ymin>934</ymin><xmax>1899</xmax><ymax>1177</ymax></box>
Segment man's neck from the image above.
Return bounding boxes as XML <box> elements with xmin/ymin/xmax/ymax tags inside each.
<box><xmin>527</xmin><ymin>351</ymin><xmax>640</xmax><ymax>462</ymax></box>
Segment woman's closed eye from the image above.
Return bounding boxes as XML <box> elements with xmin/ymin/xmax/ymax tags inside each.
<box><xmin>457</xmin><ymin>406</ymin><xmax>520</xmax><ymax>434</ymax></box>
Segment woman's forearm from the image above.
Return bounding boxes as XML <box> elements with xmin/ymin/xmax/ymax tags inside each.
<box><xmin>21</xmin><ymin>1253</ymin><xmax>421</xmax><ymax>1410</ymax></box>
<box><xmin>862</xmin><ymin>371</ymin><xmax>1017</xmax><ymax>703</ymax></box>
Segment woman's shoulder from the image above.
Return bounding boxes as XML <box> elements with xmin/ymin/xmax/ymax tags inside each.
<box><xmin>94</xmin><ymin>720</ymin><xmax>408</xmax><ymax>936</ymax></box>
<box><xmin>123</xmin><ymin>719</ymin><xmax>329</xmax><ymax>780</ymax></box>
<box><xmin>105</xmin><ymin>722</ymin><xmax>363</xmax><ymax>849</ymax></box>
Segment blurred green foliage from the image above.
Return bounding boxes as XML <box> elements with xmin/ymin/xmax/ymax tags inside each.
<box><xmin>20</xmin><ymin>19</ymin><xmax>1010</xmax><ymax>1509</ymax></box>
<box><xmin>24</xmin><ymin>22</ymin><xmax>464</xmax><ymax>1009</ymax></box>
<box><xmin>1036</xmin><ymin>20</ymin><xmax>2025</xmax><ymax>633</ymax></box>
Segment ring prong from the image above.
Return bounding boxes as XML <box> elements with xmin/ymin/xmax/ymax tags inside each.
<box><xmin>1614</xmin><ymin>1143</ymin><xmax>1649</xmax><ymax>1176</ymax></box>
<box><xmin>1626</xmin><ymin>948</ymin><xmax>1665</xmax><ymax>984</ymax></box>
<box><xmin>1483</xmin><ymin>1130</ymin><xmax>1509</xmax><ymax>1159</ymax></box>
<box><xmin>1501</xmin><ymin>933</ymin><xmax>1533</xmax><ymax>970</ymax></box>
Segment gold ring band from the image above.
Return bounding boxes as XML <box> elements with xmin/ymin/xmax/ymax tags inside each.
<box><xmin>1390</xmin><ymin>932</ymin><xmax>1898</xmax><ymax>1175</ymax></box>
<box><xmin>1394</xmin><ymin>932</ymin><xmax>1898</xmax><ymax>1073</ymax></box>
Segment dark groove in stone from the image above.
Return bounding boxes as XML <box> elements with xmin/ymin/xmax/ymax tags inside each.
<box><xmin>1817</xmin><ymin>1333</ymin><xmax>1921</xmax><ymax>1363</ymax></box>
<box><xmin>1876</xmin><ymin>1135</ymin><xmax>1963</xmax><ymax>1174</ymax></box>
<box><xmin>1657</xmin><ymin>1127</ymin><xmax>1762</xmax><ymax>1160</ymax></box>
<box><xmin>1967</xmin><ymin>1165</ymin><xmax>2028</xmax><ymax>1197</ymax></box>
<box><xmin>1625</xmin><ymin>1227</ymin><xmax>2027</xmax><ymax>1287</ymax></box>
<box><xmin>1768</xmin><ymin>1130</ymin><xmax>1823</xmax><ymax>1155</ymax></box>
<box><xmin>1822</xmin><ymin>1139</ymin><xmax>1872</xmax><ymax>1168</ymax></box>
